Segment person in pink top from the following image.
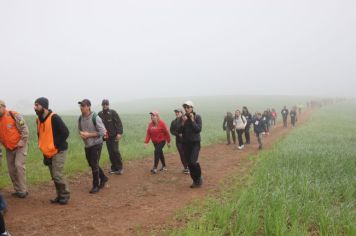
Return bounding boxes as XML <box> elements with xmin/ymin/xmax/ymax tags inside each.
<box><xmin>144</xmin><ymin>111</ymin><xmax>171</xmax><ymax>174</ymax></box>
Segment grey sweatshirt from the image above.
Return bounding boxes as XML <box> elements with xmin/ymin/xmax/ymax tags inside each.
<box><xmin>78</xmin><ymin>112</ymin><xmax>106</xmax><ymax>148</ymax></box>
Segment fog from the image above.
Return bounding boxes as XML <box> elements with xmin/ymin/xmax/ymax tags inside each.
<box><xmin>0</xmin><ymin>0</ymin><xmax>355</xmax><ymax>113</ymax></box>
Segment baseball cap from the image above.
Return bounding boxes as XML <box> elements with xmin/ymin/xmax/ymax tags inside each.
<box><xmin>182</xmin><ymin>100</ymin><xmax>194</xmax><ymax>108</ymax></box>
<box><xmin>149</xmin><ymin>111</ymin><xmax>159</xmax><ymax>116</ymax></box>
<box><xmin>174</xmin><ymin>108</ymin><xmax>183</xmax><ymax>113</ymax></box>
<box><xmin>101</xmin><ymin>99</ymin><xmax>109</xmax><ymax>105</ymax></box>
<box><xmin>78</xmin><ymin>99</ymin><xmax>91</xmax><ymax>106</ymax></box>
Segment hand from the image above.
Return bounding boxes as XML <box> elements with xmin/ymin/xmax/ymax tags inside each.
<box><xmin>189</xmin><ymin>113</ymin><xmax>195</xmax><ymax>121</ymax></box>
<box><xmin>116</xmin><ymin>134</ymin><xmax>122</xmax><ymax>141</ymax></box>
<box><xmin>167</xmin><ymin>143</ymin><xmax>171</xmax><ymax>148</ymax></box>
<box><xmin>144</xmin><ymin>143</ymin><xmax>148</xmax><ymax>149</ymax></box>
<box><xmin>16</xmin><ymin>141</ymin><xmax>24</xmax><ymax>148</ymax></box>
<box><xmin>80</xmin><ymin>131</ymin><xmax>90</xmax><ymax>140</ymax></box>
<box><xmin>182</xmin><ymin>115</ymin><xmax>188</xmax><ymax>122</ymax></box>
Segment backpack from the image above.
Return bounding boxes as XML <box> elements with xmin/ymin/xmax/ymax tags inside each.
<box><xmin>78</xmin><ymin>112</ymin><xmax>109</xmax><ymax>140</ymax></box>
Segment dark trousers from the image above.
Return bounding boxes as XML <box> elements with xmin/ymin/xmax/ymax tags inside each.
<box><xmin>183</xmin><ymin>142</ymin><xmax>202</xmax><ymax>183</ymax></box>
<box><xmin>0</xmin><ymin>213</ymin><xmax>5</xmax><ymax>234</ymax></box>
<box><xmin>244</xmin><ymin>125</ymin><xmax>251</xmax><ymax>144</ymax></box>
<box><xmin>84</xmin><ymin>144</ymin><xmax>107</xmax><ymax>188</ymax></box>
<box><xmin>106</xmin><ymin>138</ymin><xmax>123</xmax><ymax>171</ymax></box>
<box><xmin>291</xmin><ymin>117</ymin><xmax>296</xmax><ymax>127</ymax></box>
<box><xmin>226</xmin><ymin>128</ymin><xmax>236</xmax><ymax>144</ymax></box>
<box><xmin>256</xmin><ymin>132</ymin><xmax>263</xmax><ymax>148</ymax></box>
<box><xmin>283</xmin><ymin>117</ymin><xmax>288</xmax><ymax>127</ymax></box>
<box><xmin>153</xmin><ymin>141</ymin><xmax>166</xmax><ymax>168</ymax></box>
<box><xmin>176</xmin><ymin>142</ymin><xmax>188</xmax><ymax>169</ymax></box>
<box><xmin>236</xmin><ymin>129</ymin><xmax>245</xmax><ymax>146</ymax></box>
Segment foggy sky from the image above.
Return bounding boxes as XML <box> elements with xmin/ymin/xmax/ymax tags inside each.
<box><xmin>0</xmin><ymin>0</ymin><xmax>355</xmax><ymax>112</ymax></box>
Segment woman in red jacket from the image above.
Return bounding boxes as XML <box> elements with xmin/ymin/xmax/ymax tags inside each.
<box><xmin>144</xmin><ymin>111</ymin><xmax>171</xmax><ymax>174</ymax></box>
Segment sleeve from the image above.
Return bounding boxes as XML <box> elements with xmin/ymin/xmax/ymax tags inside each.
<box><xmin>192</xmin><ymin>114</ymin><xmax>202</xmax><ymax>133</ymax></box>
<box><xmin>162</xmin><ymin>121</ymin><xmax>171</xmax><ymax>144</ymax></box>
<box><xmin>95</xmin><ymin>116</ymin><xmax>107</xmax><ymax>137</ymax></box>
<box><xmin>170</xmin><ymin>120</ymin><xmax>177</xmax><ymax>136</ymax></box>
<box><xmin>113</xmin><ymin>111</ymin><xmax>123</xmax><ymax>135</ymax></box>
<box><xmin>144</xmin><ymin>124</ymin><xmax>151</xmax><ymax>144</ymax></box>
<box><xmin>14</xmin><ymin>113</ymin><xmax>29</xmax><ymax>146</ymax></box>
<box><xmin>222</xmin><ymin>117</ymin><xmax>227</xmax><ymax>130</ymax></box>
<box><xmin>52</xmin><ymin>114</ymin><xmax>69</xmax><ymax>143</ymax></box>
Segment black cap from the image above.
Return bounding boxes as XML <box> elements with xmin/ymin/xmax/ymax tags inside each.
<box><xmin>35</xmin><ymin>97</ymin><xmax>49</xmax><ymax>109</ymax></box>
<box><xmin>101</xmin><ymin>99</ymin><xmax>109</xmax><ymax>105</ymax></box>
<box><xmin>78</xmin><ymin>99</ymin><xmax>91</xmax><ymax>107</ymax></box>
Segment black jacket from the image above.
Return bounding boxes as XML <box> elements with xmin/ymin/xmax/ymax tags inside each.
<box><xmin>252</xmin><ymin>117</ymin><xmax>267</xmax><ymax>134</ymax></box>
<box><xmin>242</xmin><ymin>111</ymin><xmax>252</xmax><ymax>127</ymax></box>
<box><xmin>170</xmin><ymin>117</ymin><xmax>183</xmax><ymax>143</ymax></box>
<box><xmin>98</xmin><ymin>109</ymin><xmax>123</xmax><ymax>138</ymax></box>
<box><xmin>281</xmin><ymin>108</ymin><xmax>289</xmax><ymax>118</ymax></box>
<box><xmin>222</xmin><ymin>114</ymin><xmax>234</xmax><ymax>130</ymax></box>
<box><xmin>38</xmin><ymin>110</ymin><xmax>69</xmax><ymax>151</ymax></box>
<box><xmin>178</xmin><ymin>113</ymin><xmax>202</xmax><ymax>143</ymax></box>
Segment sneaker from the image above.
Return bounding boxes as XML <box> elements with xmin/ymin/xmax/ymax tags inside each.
<box><xmin>50</xmin><ymin>197</ymin><xmax>60</xmax><ymax>204</ymax></box>
<box><xmin>183</xmin><ymin>168</ymin><xmax>190</xmax><ymax>175</ymax></box>
<box><xmin>150</xmin><ymin>168</ymin><xmax>157</xmax><ymax>174</ymax></box>
<box><xmin>159</xmin><ymin>166</ymin><xmax>167</xmax><ymax>172</ymax></box>
<box><xmin>238</xmin><ymin>145</ymin><xmax>244</xmax><ymax>150</ymax></box>
<box><xmin>0</xmin><ymin>231</ymin><xmax>11</xmax><ymax>236</ymax></box>
<box><xmin>190</xmin><ymin>178</ymin><xmax>203</xmax><ymax>188</ymax></box>
<box><xmin>109</xmin><ymin>169</ymin><xmax>124</xmax><ymax>175</ymax></box>
<box><xmin>58</xmin><ymin>196</ymin><xmax>70</xmax><ymax>205</ymax></box>
<box><xmin>12</xmin><ymin>191</ymin><xmax>28</xmax><ymax>198</ymax></box>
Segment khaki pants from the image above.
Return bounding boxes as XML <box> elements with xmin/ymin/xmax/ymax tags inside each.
<box><xmin>48</xmin><ymin>151</ymin><xmax>70</xmax><ymax>198</ymax></box>
<box><xmin>6</xmin><ymin>144</ymin><xmax>28</xmax><ymax>193</ymax></box>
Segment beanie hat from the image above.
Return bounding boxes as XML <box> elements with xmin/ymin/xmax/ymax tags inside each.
<box><xmin>35</xmin><ymin>97</ymin><xmax>49</xmax><ymax>109</ymax></box>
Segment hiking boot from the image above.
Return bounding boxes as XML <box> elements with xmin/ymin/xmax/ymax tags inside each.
<box><xmin>50</xmin><ymin>197</ymin><xmax>60</xmax><ymax>204</ymax></box>
<box><xmin>190</xmin><ymin>178</ymin><xmax>203</xmax><ymax>188</ymax></box>
<box><xmin>183</xmin><ymin>168</ymin><xmax>190</xmax><ymax>175</ymax></box>
<box><xmin>99</xmin><ymin>177</ymin><xmax>108</xmax><ymax>189</ymax></box>
<box><xmin>150</xmin><ymin>168</ymin><xmax>157</xmax><ymax>174</ymax></box>
<box><xmin>89</xmin><ymin>186</ymin><xmax>100</xmax><ymax>194</ymax></box>
<box><xmin>159</xmin><ymin>166</ymin><xmax>167</xmax><ymax>172</ymax></box>
<box><xmin>58</xmin><ymin>196</ymin><xmax>70</xmax><ymax>205</ymax></box>
<box><xmin>12</xmin><ymin>191</ymin><xmax>28</xmax><ymax>198</ymax></box>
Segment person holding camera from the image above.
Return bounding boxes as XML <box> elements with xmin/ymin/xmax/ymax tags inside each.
<box><xmin>98</xmin><ymin>99</ymin><xmax>124</xmax><ymax>175</ymax></box>
<box><xmin>34</xmin><ymin>97</ymin><xmax>70</xmax><ymax>205</ymax></box>
<box><xmin>78</xmin><ymin>99</ymin><xmax>108</xmax><ymax>194</ymax></box>
<box><xmin>178</xmin><ymin>101</ymin><xmax>203</xmax><ymax>188</ymax></box>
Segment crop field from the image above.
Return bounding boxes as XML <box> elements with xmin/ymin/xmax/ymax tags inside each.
<box><xmin>171</xmin><ymin>101</ymin><xmax>356</xmax><ymax>236</ymax></box>
<box><xmin>0</xmin><ymin>95</ymin><xmax>310</xmax><ymax>188</ymax></box>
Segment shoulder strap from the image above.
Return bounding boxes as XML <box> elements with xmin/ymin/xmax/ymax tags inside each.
<box><xmin>9</xmin><ymin>111</ymin><xmax>16</xmax><ymax>122</ymax></box>
<box><xmin>92</xmin><ymin>112</ymin><xmax>97</xmax><ymax>127</ymax></box>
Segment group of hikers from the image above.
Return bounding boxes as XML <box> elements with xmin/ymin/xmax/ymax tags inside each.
<box><xmin>0</xmin><ymin>97</ymin><xmax>303</xmax><ymax>236</ymax></box>
<box><xmin>222</xmin><ymin>106</ymin><xmax>300</xmax><ymax>150</ymax></box>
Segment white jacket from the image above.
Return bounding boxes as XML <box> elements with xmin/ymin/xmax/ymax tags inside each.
<box><xmin>233</xmin><ymin>115</ymin><xmax>247</xmax><ymax>130</ymax></box>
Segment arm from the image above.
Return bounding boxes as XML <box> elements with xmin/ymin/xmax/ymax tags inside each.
<box><xmin>170</xmin><ymin>120</ymin><xmax>177</xmax><ymax>136</ymax></box>
<box><xmin>191</xmin><ymin>114</ymin><xmax>202</xmax><ymax>133</ymax></box>
<box><xmin>222</xmin><ymin>117</ymin><xmax>227</xmax><ymax>130</ymax></box>
<box><xmin>162</xmin><ymin>121</ymin><xmax>171</xmax><ymax>144</ymax></box>
<box><xmin>113</xmin><ymin>110</ymin><xmax>123</xmax><ymax>135</ymax></box>
<box><xmin>144</xmin><ymin>124</ymin><xmax>151</xmax><ymax>144</ymax></box>
<box><xmin>52</xmin><ymin>114</ymin><xmax>69</xmax><ymax>144</ymax></box>
<box><xmin>14</xmin><ymin>113</ymin><xmax>29</xmax><ymax>147</ymax></box>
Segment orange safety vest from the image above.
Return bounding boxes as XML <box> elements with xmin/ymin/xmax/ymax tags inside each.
<box><xmin>0</xmin><ymin>110</ymin><xmax>21</xmax><ymax>150</ymax></box>
<box><xmin>37</xmin><ymin>113</ymin><xmax>58</xmax><ymax>158</ymax></box>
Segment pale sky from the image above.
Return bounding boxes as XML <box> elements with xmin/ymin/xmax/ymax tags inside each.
<box><xmin>0</xmin><ymin>0</ymin><xmax>355</xmax><ymax>112</ymax></box>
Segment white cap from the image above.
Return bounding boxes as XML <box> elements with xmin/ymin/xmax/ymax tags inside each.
<box><xmin>183</xmin><ymin>100</ymin><xmax>194</xmax><ymax>108</ymax></box>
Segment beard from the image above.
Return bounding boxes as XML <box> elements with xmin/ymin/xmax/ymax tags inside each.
<box><xmin>35</xmin><ymin>108</ymin><xmax>44</xmax><ymax>117</ymax></box>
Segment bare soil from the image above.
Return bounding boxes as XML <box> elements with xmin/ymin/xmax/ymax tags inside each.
<box><xmin>4</xmin><ymin>110</ymin><xmax>312</xmax><ymax>236</ymax></box>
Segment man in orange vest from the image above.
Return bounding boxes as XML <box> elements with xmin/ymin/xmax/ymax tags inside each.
<box><xmin>34</xmin><ymin>97</ymin><xmax>70</xmax><ymax>204</ymax></box>
<box><xmin>0</xmin><ymin>100</ymin><xmax>29</xmax><ymax>198</ymax></box>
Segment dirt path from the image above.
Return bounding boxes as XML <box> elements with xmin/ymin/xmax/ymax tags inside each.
<box><xmin>4</xmin><ymin>110</ymin><xmax>313</xmax><ymax>236</ymax></box>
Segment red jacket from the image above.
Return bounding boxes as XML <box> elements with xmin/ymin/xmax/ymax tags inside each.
<box><xmin>145</xmin><ymin>119</ymin><xmax>171</xmax><ymax>144</ymax></box>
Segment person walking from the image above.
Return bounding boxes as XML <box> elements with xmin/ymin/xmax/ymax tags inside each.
<box><xmin>78</xmin><ymin>99</ymin><xmax>108</xmax><ymax>194</ymax></box>
<box><xmin>98</xmin><ymin>99</ymin><xmax>124</xmax><ymax>175</ymax></box>
<box><xmin>271</xmin><ymin>108</ymin><xmax>277</xmax><ymax>126</ymax></box>
<box><xmin>222</xmin><ymin>112</ymin><xmax>236</xmax><ymax>145</ymax></box>
<box><xmin>252</xmin><ymin>112</ymin><xmax>267</xmax><ymax>150</ymax></box>
<box><xmin>170</xmin><ymin>108</ymin><xmax>189</xmax><ymax>174</ymax></box>
<box><xmin>0</xmin><ymin>100</ymin><xmax>29</xmax><ymax>198</ymax></box>
<box><xmin>178</xmin><ymin>101</ymin><xmax>203</xmax><ymax>188</ymax></box>
<box><xmin>34</xmin><ymin>97</ymin><xmax>70</xmax><ymax>204</ymax></box>
<box><xmin>242</xmin><ymin>106</ymin><xmax>252</xmax><ymax>144</ymax></box>
<box><xmin>0</xmin><ymin>193</ymin><xmax>11</xmax><ymax>236</ymax></box>
<box><xmin>281</xmin><ymin>106</ymin><xmax>289</xmax><ymax>128</ymax></box>
<box><xmin>290</xmin><ymin>106</ymin><xmax>297</xmax><ymax>127</ymax></box>
<box><xmin>233</xmin><ymin>109</ymin><xmax>247</xmax><ymax>150</ymax></box>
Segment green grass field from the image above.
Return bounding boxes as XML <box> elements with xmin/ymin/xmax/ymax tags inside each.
<box><xmin>170</xmin><ymin>101</ymin><xmax>356</xmax><ymax>236</ymax></box>
<box><xmin>0</xmin><ymin>95</ymin><xmax>311</xmax><ymax>188</ymax></box>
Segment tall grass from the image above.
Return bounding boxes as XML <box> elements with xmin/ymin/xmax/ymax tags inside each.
<box><xmin>171</xmin><ymin>102</ymin><xmax>356</xmax><ymax>236</ymax></box>
<box><xmin>0</xmin><ymin>95</ymin><xmax>310</xmax><ymax>188</ymax></box>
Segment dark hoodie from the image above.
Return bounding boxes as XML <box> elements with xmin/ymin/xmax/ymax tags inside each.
<box><xmin>178</xmin><ymin>112</ymin><xmax>202</xmax><ymax>143</ymax></box>
<box><xmin>37</xmin><ymin>110</ymin><xmax>69</xmax><ymax>151</ymax></box>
